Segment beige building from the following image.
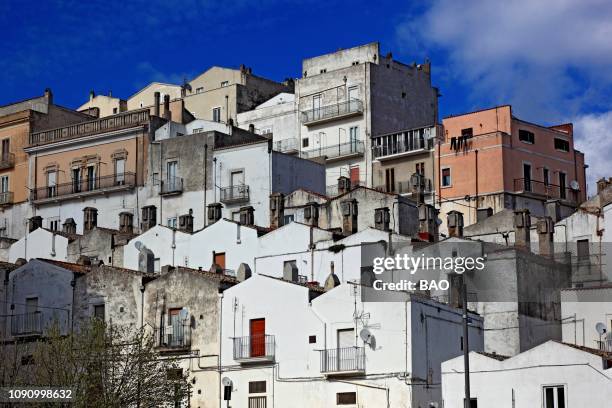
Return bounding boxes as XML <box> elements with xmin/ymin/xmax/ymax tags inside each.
<box><xmin>77</xmin><ymin>90</ymin><xmax>127</xmax><ymax>117</ymax></box>
<box><xmin>126</xmin><ymin>82</ymin><xmax>183</xmax><ymax>111</ymax></box>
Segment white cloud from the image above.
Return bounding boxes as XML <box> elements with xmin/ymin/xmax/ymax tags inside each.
<box><xmin>398</xmin><ymin>0</ymin><xmax>612</xmax><ymax>190</ymax></box>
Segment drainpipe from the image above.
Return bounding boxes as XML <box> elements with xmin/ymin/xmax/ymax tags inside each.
<box><xmin>159</xmin><ymin>140</ymin><xmax>163</xmax><ymax>225</ymax></box>
<box><xmin>474</xmin><ymin>150</ymin><xmax>479</xmax><ymax>210</ymax></box>
<box><xmin>171</xmin><ymin>228</ymin><xmax>176</xmax><ymax>267</ymax></box>
<box><xmin>218</xmin><ymin>292</ymin><xmax>224</xmax><ymax>408</ymax></box>
<box><xmin>50</xmin><ymin>232</ymin><xmax>56</xmax><ymax>258</ymax></box>
<box><xmin>70</xmin><ymin>274</ymin><xmax>77</xmax><ymax>335</ymax></box>
<box><xmin>140</xmin><ymin>283</ymin><xmax>145</xmax><ymax>329</ymax></box>
<box><xmin>204</xmin><ymin>144</ymin><xmax>208</xmax><ymax>229</ymax></box>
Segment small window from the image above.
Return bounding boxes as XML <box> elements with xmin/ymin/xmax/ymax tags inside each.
<box><xmin>554</xmin><ymin>138</ymin><xmax>570</xmax><ymax>152</ymax></box>
<box><xmin>543</xmin><ymin>168</ymin><xmax>550</xmax><ymax>186</ymax></box>
<box><xmin>166</xmin><ymin>368</ymin><xmax>183</xmax><ymax>381</ymax></box>
<box><xmin>93</xmin><ymin>304</ymin><xmax>105</xmax><ymax>320</ymax></box>
<box><xmin>461</xmin><ymin>128</ymin><xmax>473</xmax><ymax>137</ymax></box>
<box><xmin>283</xmin><ymin>214</ymin><xmax>294</xmax><ymax>224</ymax></box>
<box><xmin>112</xmin><ymin>107</ymin><xmax>118</xmax><ymax>114</ymax></box>
<box><xmin>519</xmin><ymin>129</ymin><xmax>535</xmax><ymax>144</ymax></box>
<box><xmin>21</xmin><ymin>355</ymin><xmax>34</xmax><ymax>366</ymax></box>
<box><xmin>308</xmin><ymin>335</ymin><xmax>317</xmax><ymax>344</ymax></box>
<box><xmin>212</xmin><ymin>107</ymin><xmax>222</xmax><ymax>122</ymax></box>
<box><xmin>337</xmin><ymin>392</ymin><xmax>356</xmax><ymax>405</ymax></box>
<box><xmin>442</xmin><ymin>168</ymin><xmax>452</xmax><ymax>187</ymax></box>
<box><xmin>283</xmin><ymin>260</ymin><xmax>297</xmax><ymax>273</ymax></box>
<box><xmin>220</xmin><ymin>81</ymin><xmax>229</xmax><ymax>87</ymax></box>
<box><xmin>154</xmin><ymin>258</ymin><xmax>161</xmax><ymax>273</ymax></box>
<box><xmin>302</xmin><ymin>138</ymin><xmax>309</xmax><ymax>148</ymax></box>
<box><xmin>167</xmin><ymin>217</ymin><xmax>177</xmax><ymax>228</ymax></box>
<box><xmin>196</xmin><ymin>87</ymin><xmax>204</xmax><ymax>94</ymax></box>
<box><xmin>543</xmin><ymin>385</ymin><xmax>565</xmax><ymax>408</ymax></box>
<box><xmin>249</xmin><ymin>381</ymin><xmax>266</xmax><ymax>394</ymax></box>
<box><xmin>577</xmin><ymin>239</ymin><xmax>590</xmax><ymax>260</ymax></box>
<box><xmin>401</xmin><ymin>92</ymin><xmax>406</xmax><ymax>98</ymax></box>
<box><xmin>320</xmin><ymin>69</ymin><xmax>327</xmax><ymax>74</ymax></box>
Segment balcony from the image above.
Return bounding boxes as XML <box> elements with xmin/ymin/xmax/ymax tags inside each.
<box><xmin>376</xmin><ymin>177</ymin><xmax>434</xmax><ymax>196</ymax></box>
<box><xmin>160</xmin><ymin>176</ymin><xmax>183</xmax><ymax>196</ymax></box>
<box><xmin>372</xmin><ymin>137</ymin><xmax>434</xmax><ymax>161</ymax></box>
<box><xmin>273</xmin><ymin>138</ymin><xmax>299</xmax><ymax>154</ymax></box>
<box><xmin>0</xmin><ymin>153</ymin><xmax>15</xmax><ymax>170</ymax></box>
<box><xmin>0</xmin><ymin>191</ymin><xmax>14</xmax><ymax>206</ymax></box>
<box><xmin>595</xmin><ymin>339</ymin><xmax>612</xmax><ymax>352</ymax></box>
<box><xmin>320</xmin><ymin>347</ymin><xmax>365</xmax><ymax>376</ymax></box>
<box><xmin>513</xmin><ymin>178</ymin><xmax>578</xmax><ymax>204</ymax></box>
<box><xmin>11</xmin><ymin>312</ymin><xmax>42</xmax><ymax>337</ymax></box>
<box><xmin>31</xmin><ymin>172</ymin><xmax>136</xmax><ymax>204</ymax></box>
<box><xmin>154</xmin><ymin>323</ymin><xmax>191</xmax><ymax>352</ymax></box>
<box><xmin>301</xmin><ymin>99</ymin><xmax>363</xmax><ymax>126</ymax></box>
<box><xmin>220</xmin><ymin>185</ymin><xmax>250</xmax><ymax>204</ymax></box>
<box><xmin>301</xmin><ymin>141</ymin><xmax>365</xmax><ymax>162</ymax></box>
<box><xmin>233</xmin><ymin>334</ymin><xmax>275</xmax><ymax>363</ymax></box>
<box><xmin>29</xmin><ymin>109</ymin><xmax>150</xmax><ymax>146</ymax></box>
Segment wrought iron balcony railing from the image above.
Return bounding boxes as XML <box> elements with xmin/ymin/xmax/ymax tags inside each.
<box><xmin>154</xmin><ymin>323</ymin><xmax>191</xmax><ymax>350</ymax></box>
<box><xmin>0</xmin><ymin>191</ymin><xmax>14</xmax><ymax>205</ymax></box>
<box><xmin>301</xmin><ymin>141</ymin><xmax>364</xmax><ymax>161</ymax></box>
<box><xmin>31</xmin><ymin>172</ymin><xmax>136</xmax><ymax>202</ymax></box>
<box><xmin>11</xmin><ymin>312</ymin><xmax>42</xmax><ymax>336</ymax></box>
<box><xmin>320</xmin><ymin>346</ymin><xmax>365</xmax><ymax>375</ymax></box>
<box><xmin>29</xmin><ymin>109</ymin><xmax>150</xmax><ymax>146</ymax></box>
<box><xmin>0</xmin><ymin>152</ymin><xmax>15</xmax><ymax>170</ymax></box>
<box><xmin>233</xmin><ymin>334</ymin><xmax>275</xmax><ymax>362</ymax></box>
<box><xmin>220</xmin><ymin>185</ymin><xmax>250</xmax><ymax>204</ymax></box>
<box><xmin>160</xmin><ymin>176</ymin><xmax>183</xmax><ymax>195</ymax></box>
<box><xmin>301</xmin><ymin>99</ymin><xmax>363</xmax><ymax>125</ymax></box>
<box><xmin>513</xmin><ymin>178</ymin><xmax>578</xmax><ymax>203</ymax></box>
<box><xmin>273</xmin><ymin>138</ymin><xmax>299</xmax><ymax>153</ymax></box>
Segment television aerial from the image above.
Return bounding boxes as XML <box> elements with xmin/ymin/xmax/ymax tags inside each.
<box><xmin>222</xmin><ymin>377</ymin><xmax>233</xmax><ymax>387</ymax></box>
<box><xmin>360</xmin><ymin>328</ymin><xmax>377</xmax><ymax>350</ymax></box>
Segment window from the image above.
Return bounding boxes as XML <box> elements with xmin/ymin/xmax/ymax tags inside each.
<box><xmin>47</xmin><ymin>171</ymin><xmax>57</xmax><ymax>197</ymax></box>
<box><xmin>523</xmin><ymin>163</ymin><xmax>532</xmax><ymax>192</ymax></box>
<box><xmin>416</xmin><ymin>162</ymin><xmax>425</xmax><ymax>175</ymax></box>
<box><xmin>554</xmin><ymin>138</ymin><xmax>570</xmax><ymax>152</ymax></box>
<box><xmin>248</xmin><ymin>381</ymin><xmax>266</xmax><ymax>393</ymax></box>
<box><xmin>166</xmin><ymin>160</ymin><xmax>178</xmax><ymax>188</ymax></box>
<box><xmin>167</xmin><ymin>217</ymin><xmax>177</xmax><ymax>228</ymax></box>
<box><xmin>26</xmin><ymin>297</ymin><xmax>38</xmax><ymax>314</ymax></box>
<box><xmin>302</xmin><ymin>138</ymin><xmax>309</xmax><ymax>148</ymax></box>
<box><xmin>193</xmin><ymin>127</ymin><xmax>203</xmax><ymax>134</ymax></box>
<box><xmin>72</xmin><ymin>168</ymin><xmax>82</xmax><ymax>193</ymax></box>
<box><xmin>283</xmin><ymin>260</ymin><xmax>297</xmax><ymax>273</ymax></box>
<box><xmin>349</xmin><ymin>126</ymin><xmax>359</xmax><ymax>151</ymax></box>
<box><xmin>577</xmin><ymin>239</ymin><xmax>590</xmax><ymax>261</ymax></box>
<box><xmin>559</xmin><ymin>172</ymin><xmax>567</xmax><ymax>199</ymax></box>
<box><xmin>385</xmin><ymin>168</ymin><xmax>395</xmax><ymax>193</ymax></box>
<box><xmin>261</xmin><ymin>126</ymin><xmax>273</xmax><ymax>135</ymax></box>
<box><xmin>319</xmin><ymin>69</ymin><xmax>327</xmax><ymax>74</ymax></box>
<box><xmin>112</xmin><ymin>107</ymin><xmax>118</xmax><ymax>114</ymax></box>
<box><xmin>115</xmin><ymin>158</ymin><xmax>126</xmax><ymax>185</ymax></box>
<box><xmin>93</xmin><ymin>304</ymin><xmax>105</xmax><ymax>320</ymax></box>
<box><xmin>543</xmin><ymin>168</ymin><xmax>550</xmax><ymax>186</ymax></box>
<box><xmin>212</xmin><ymin>107</ymin><xmax>221</xmax><ymax>122</ymax></box>
<box><xmin>196</xmin><ymin>87</ymin><xmax>204</xmax><ymax>94</ymax></box>
<box><xmin>154</xmin><ymin>258</ymin><xmax>160</xmax><ymax>273</ymax></box>
<box><xmin>336</xmin><ymin>392</ymin><xmax>356</xmax><ymax>405</ymax></box>
<box><xmin>48</xmin><ymin>218</ymin><xmax>60</xmax><ymax>231</ymax></box>
<box><xmin>348</xmin><ymin>86</ymin><xmax>359</xmax><ymax>100</ymax></box>
<box><xmin>214</xmin><ymin>252</ymin><xmax>226</xmax><ymax>269</ymax></box>
<box><xmin>461</xmin><ymin>128</ymin><xmax>473</xmax><ymax>137</ymax></box>
<box><xmin>283</xmin><ymin>214</ymin><xmax>294</xmax><ymax>224</ymax></box>
<box><xmin>543</xmin><ymin>385</ymin><xmax>566</xmax><ymax>408</ymax></box>
<box><xmin>519</xmin><ymin>129</ymin><xmax>535</xmax><ymax>144</ymax></box>
<box><xmin>21</xmin><ymin>355</ymin><xmax>34</xmax><ymax>366</ymax></box>
<box><xmin>220</xmin><ymin>81</ymin><xmax>229</xmax><ymax>87</ymax></box>
<box><xmin>86</xmin><ymin>165</ymin><xmax>96</xmax><ymax>191</ymax></box>
<box><xmin>0</xmin><ymin>175</ymin><xmax>8</xmax><ymax>193</ymax></box>
<box><xmin>308</xmin><ymin>335</ymin><xmax>317</xmax><ymax>344</ymax></box>
<box><xmin>1</xmin><ymin>139</ymin><xmax>9</xmax><ymax>161</ymax></box>
<box><xmin>441</xmin><ymin>168</ymin><xmax>452</xmax><ymax>187</ymax></box>
<box><xmin>248</xmin><ymin>396</ymin><xmax>266</xmax><ymax>408</ymax></box>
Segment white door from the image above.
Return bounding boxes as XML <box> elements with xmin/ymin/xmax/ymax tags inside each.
<box><xmin>336</xmin><ymin>328</ymin><xmax>354</xmax><ymax>371</ymax></box>
<box><xmin>313</xmin><ymin>94</ymin><xmax>322</xmax><ymax>120</ymax></box>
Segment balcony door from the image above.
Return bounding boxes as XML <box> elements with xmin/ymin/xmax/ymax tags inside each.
<box><xmin>0</xmin><ymin>175</ymin><xmax>8</xmax><ymax>194</ymax></box>
<box><xmin>336</xmin><ymin>328</ymin><xmax>354</xmax><ymax>371</ymax></box>
<box><xmin>86</xmin><ymin>165</ymin><xmax>96</xmax><ymax>191</ymax></box>
<box><xmin>167</xmin><ymin>161</ymin><xmax>178</xmax><ymax>190</ymax></box>
<box><xmin>1</xmin><ymin>139</ymin><xmax>9</xmax><ymax>161</ymax></box>
<box><xmin>231</xmin><ymin>170</ymin><xmax>245</xmax><ymax>200</ymax></box>
<box><xmin>250</xmin><ymin>318</ymin><xmax>265</xmax><ymax>358</ymax></box>
<box><xmin>25</xmin><ymin>297</ymin><xmax>39</xmax><ymax>333</ymax></box>
<box><xmin>312</xmin><ymin>94</ymin><xmax>321</xmax><ymax>120</ymax></box>
<box><xmin>523</xmin><ymin>163</ymin><xmax>532</xmax><ymax>192</ymax></box>
<box><xmin>72</xmin><ymin>168</ymin><xmax>82</xmax><ymax>193</ymax></box>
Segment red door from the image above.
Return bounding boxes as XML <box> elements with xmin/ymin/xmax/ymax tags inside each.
<box><xmin>350</xmin><ymin>166</ymin><xmax>360</xmax><ymax>186</ymax></box>
<box><xmin>250</xmin><ymin>319</ymin><xmax>265</xmax><ymax>357</ymax></box>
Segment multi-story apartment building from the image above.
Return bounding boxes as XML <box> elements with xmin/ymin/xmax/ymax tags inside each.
<box><xmin>437</xmin><ymin>105</ymin><xmax>587</xmax><ymax>230</ymax></box>
<box><xmin>126</xmin><ymin>82</ymin><xmax>183</xmax><ymax>111</ymax></box>
<box><xmin>295</xmin><ymin>42</ymin><xmax>438</xmax><ymax>188</ymax></box>
<box><xmin>0</xmin><ymin>89</ymin><xmax>93</xmax><ymax>238</ymax></box>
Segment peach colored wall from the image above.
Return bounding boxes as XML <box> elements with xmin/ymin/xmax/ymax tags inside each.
<box><xmin>0</xmin><ymin>112</ymin><xmax>32</xmax><ymax>203</ymax></box>
<box><xmin>442</xmin><ymin>105</ymin><xmax>512</xmax><ymax>141</ymax></box>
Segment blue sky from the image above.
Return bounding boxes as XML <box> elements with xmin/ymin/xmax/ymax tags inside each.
<box><xmin>2</xmin><ymin>0</ymin><xmax>611</xmax><ymax>189</ymax></box>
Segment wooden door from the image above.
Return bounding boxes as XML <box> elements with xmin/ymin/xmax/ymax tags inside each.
<box><xmin>250</xmin><ymin>318</ymin><xmax>265</xmax><ymax>357</ymax></box>
<box><xmin>350</xmin><ymin>166</ymin><xmax>360</xmax><ymax>186</ymax></box>
<box><xmin>213</xmin><ymin>252</ymin><xmax>226</xmax><ymax>270</ymax></box>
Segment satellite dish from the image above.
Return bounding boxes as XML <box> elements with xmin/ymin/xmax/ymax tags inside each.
<box><xmin>134</xmin><ymin>241</ymin><xmax>142</xmax><ymax>250</ymax></box>
<box><xmin>596</xmin><ymin>322</ymin><xmax>607</xmax><ymax>336</ymax></box>
<box><xmin>570</xmin><ymin>180</ymin><xmax>580</xmax><ymax>191</ymax></box>
<box><xmin>360</xmin><ymin>328</ymin><xmax>376</xmax><ymax>350</ymax></box>
<box><xmin>179</xmin><ymin>308</ymin><xmax>188</xmax><ymax>320</ymax></box>
<box><xmin>222</xmin><ymin>377</ymin><xmax>232</xmax><ymax>387</ymax></box>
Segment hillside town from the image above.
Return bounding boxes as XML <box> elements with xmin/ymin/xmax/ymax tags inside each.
<box><xmin>0</xmin><ymin>42</ymin><xmax>610</xmax><ymax>407</ymax></box>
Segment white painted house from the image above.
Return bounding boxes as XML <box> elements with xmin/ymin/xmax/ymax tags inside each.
<box><xmin>8</xmin><ymin>228</ymin><xmax>70</xmax><ymax>263</ymax></box>
<box><xmin>441</xmin><ymin>341</ymin><xmax>612</xmax><ymax>408</ymax></box>
<box><xmin>219</xmin><ymin>274</ymin><xmax>484</xmax><ymax>408</ymax></box>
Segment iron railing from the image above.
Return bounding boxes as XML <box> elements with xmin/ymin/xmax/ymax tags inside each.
<box><xmin>301</xmin><ymin>141</ymin><xmax>365</xmax><ymax>161</ymax></box>
<box><xmin>372</xmin><ymin>137</ymin><xmax>433</xmax><ymax>159</ymax></box>
<box><xmin>595</xmin><ymin>339</ymin><xmax>612</xmax><ymax>352</ymax></box>
<box><xmin>320</xmin><ymin>347</ymin><xmax>365</xmax><ymax>374</ymax></box>
<box><xmin>301</xmin><ymin>99</ymin><xmax>363</xmax><ymax>124</ymax></box>
<box><xmin>513</xmin><ymin>178</ymin><xmax>578</xmax><ymax>203</ymax></box>
<box><xmin>0</xmin><ymin>153</ymin><xmax>15</xmax><ymax>170</ymax></box>
<box><xmin>0</xmin><ymin>191</ymin><xmax>13</xmax><ymax>205</ymax></box>
<box><xmin>29</xmin><ymin>109</ymin><xmax>150</xmax><ymax>146</ymax></box>
<box><xmin>220</xmin><ymin>185</ymin><xmax>250</xmax><ymax>204</ymax></box>
<box><xmin>11</xmin><ymin>312</ymin><xmax>42</xmax><ymax>336</ymax></box>
<box><xmin>31</xmin><ymin>172</ymin><xmax>136</xmax><ymax>202</ymax></box>
<box><xmin>273</xmin><ymin>138</ymin><xmax>298</xmax><ymax>153</ymax></box>
<box><xmin>154</xmin><ymin>323</ymin><xmax>191</xmax><ymax>350</ymax></box>
<box><xmin>160</xmin><ymin>176</ymin><xmax>183</xmax><ymax>195</ymax></box>
<box><xmin>233</xmin><ymin>334</ymin><xmax>275</xmax><ymax>361</ymax></box>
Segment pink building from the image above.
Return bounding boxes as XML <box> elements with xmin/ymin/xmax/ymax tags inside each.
<box><xmin>436</xmin><ymin>105</ymin><xmax>587</xmax><ymax>228</ymax></box>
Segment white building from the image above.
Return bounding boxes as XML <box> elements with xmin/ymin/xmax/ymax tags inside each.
<box><xmin>220</xmin><ymin>274</ymin><xmax>483</xmax><ymax>408</ymax></box>
<box><xmin>8</xmin><ymin>227</ymin><xmax>70</xmax><ymax>263</ymax></box>
<box><xmin>441</xmin><ymin>341</ymin><xmax>612</xmax><ymax>408</ymax></box>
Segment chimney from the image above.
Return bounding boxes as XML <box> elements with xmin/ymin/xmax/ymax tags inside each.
<box><xmin>62</xmin><ymin>218</ymin><xmax>77</xmax><ymax>235</ymax></box>
<box><xmin>418</xmin><ymin>204</ymin><xmax>439</xmax><ymax>242</ymax></box>
<box><xmin>207</xmin><ymin>203</ymin><xmax>223</xmax><ymax>225</ymax></box>
<box><xmin>237</xmin><ymin>263</ymin><xmax>252</xmax><ymax>282</ymax></box>
<box><xmin>239</xmin><ymin>206</ymin><xmax>255</xmax><ymax>226</ymax></box>
<box><xmin>546</xmin><ymin>200</ymin><xmax>561</xmax><ymax>223</ymax></box>
<box><xmin>178</xmin><ymin>209</ymin><xmax>194</xmax><ymax>233</ymax></box>
<box><xmin>374</xmin><ymin>207</ymin><xmax>390</xmax><ymax>231</ymax></box>
<box><xmin>28</xmin><ymin>216</ymin><xmax>43</xmax><ymax>233</ymax></box>
<box><xmin>303</xmin><ymin>202</ymin><xmax>319</xmax><ymax>227</ymax></box>
<box><xmin>341</xmin><ymin>199</ymin><xmax>358</xmax><ymax>235</ymax></box>
<box><xmin>153</xmin><ymin>91</ymin><xmax>160</xmax><ymax>117</ymax></box>
<box><xmin>119</xmin><ymin>212</ymin><xmax>134</xmax><ymax>234</ymax></box>
<box><xmin>513</xmin><ymin>209</ymin><xmax>531</xmax><ymax>248</ymax></box>
<box><xmin>44</xmin><ymin>88</ymin><xmax>53</xmax><ymax>105</ymax></box>
<box><xmin>163</xmin><ymin>94</ymin><xmax>171</xmax><ymax>120</ymax></box>
<box><xmin>141</xmin><ymin>205</ymin><xmax>157</xmax><ymax>232</ymax></box>
<box><xmin>89</xmin><ymin>90</ymin><xmax>95</xmax><ymax>102</ymax></box>
<box><xmin>410</xmin><ymin>173</ymin><xmax>425</xmax><ymax>204</ymax></box>
<box><xmin>248</xmin><ymin>124</ymin><xmax>255</xmax><ymax>133</ymax></box>
<box><xmin>283</xmin><ymin>261</ymin><xmax>299</xmax><ymax>282</ymax></box>
<box><xmin>447</xmin><ymin>211</ymin><xmax>464</xmax><ymax>238</ymax></box>
<box><xmin>476</xmin><ymin>207</ymin><xmax>493</xmax><ymax>223</ymax></box>
<box><xmin>337</xmin><ymin>176</ymin><xmax>351</xmax><ymax>195</ymax></box>
<box><xmin>537</xmin><ymin>216</ymin><xmax>554</xmax><ymax>257</ymax></box>
<box><xmin>323</xmin><ymin>261</ymin><xmax>340</xmax><ymax>291</ymax></box>
<box><xmin>269</xmin><ymin>193</ymin><xmax>285</xmax><ymax>229</ymax></box>
<box><xmin>83</xmin><ymin>207</ymin><xmax>98</xmax><ymax>232</ymax></box>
